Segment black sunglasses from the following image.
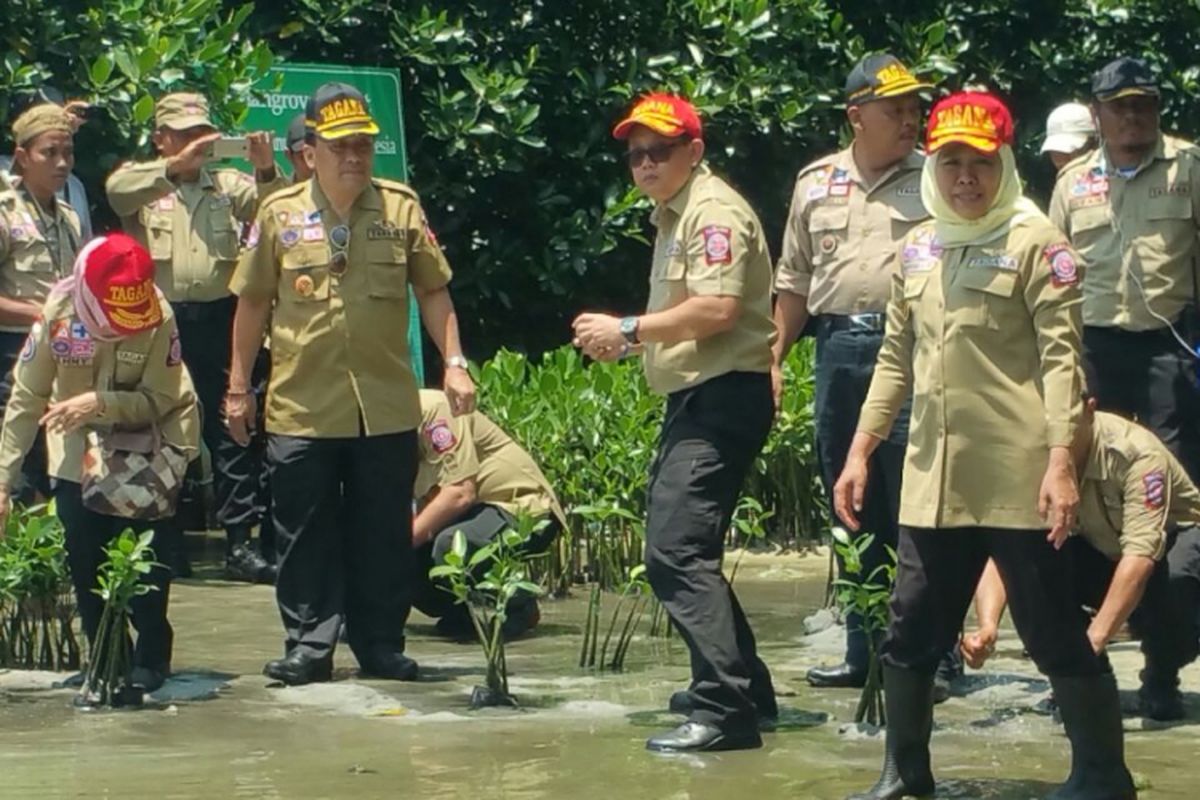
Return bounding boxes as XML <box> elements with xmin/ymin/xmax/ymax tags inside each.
<box><xmin>329</xmin><ymin>224</ymin><xmax>350</xmax><ymax>276</ymax></box>
<box><xmin>624</xmin><ymin>139</ymin><xmax>688</xmax><ymax>168</ymax></box>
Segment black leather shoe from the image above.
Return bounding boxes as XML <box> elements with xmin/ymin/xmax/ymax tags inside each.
<box><xmin>668</xmin><ymin>690</ymin><xmax>778</xmax><ymax>731</ymax></box>
<box><xmin>807</xmin><ymin>662</ymin><xmax>867</xmax><ymax>688</ymax></box>
<box><xmin>226</xmin><ymin>545</ymin><xmax>274</xmax><ymax>584</ymax></box>
<box><xmin>358</xmin><ymin>651</ymin><xmax>419</xmax><ymax>681</ymax></box>
<box><xmin>646</xmin><ymin>721</ymin><xmax>762</xmax><ymax>753</ymax></box>
<box><xmin>263</xmin><ymin>651</ymin><xmax>333</xmax><ymax>686</ymax></box>
<box><xmin>56</xmin><ymin>671</ymin><xmax>86</xmax><ymax>689</ymax></box>
<box><xmin>129</xmin><ymin>666</ymin><xmax>168</xmax><ymax>693</ymax></box>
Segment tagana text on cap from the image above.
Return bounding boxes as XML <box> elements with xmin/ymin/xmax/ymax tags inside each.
<box><xmin>307</xmin><ymin>82</ymin><xmax>380</xmax><ymax>141</ymax></box>
<box><xmin>82</xmin><ymin>233</ymin><xmax>163</xmax><ymax>335</ymax></box>
<box><xmin>1092</xmin><ymin>56</ymin><xmax>1159</xmax><ymax>102</ymax></box>
<box><xmin>12</xmin><ymin>104</ymin><xmax>72</xmax><ymax>147</ymax></box>
<box><xmin>925</xmin><ymin>91</ymin><xmax>1014</xmax><ymax>155</ymax></box>
<box><xmin>155</xmin><ymin>93</ymin><xmax>214</xmax><ymax>131</ymax></box>
<box><xmin>845</xmin><ymin>53</ymin><xmax>934</xmax><ymax>104</ymax></box>
<box><xmin>612</xmin><ymin>93</ymin><xmax>702</xmax><ymax>140</ymax></box>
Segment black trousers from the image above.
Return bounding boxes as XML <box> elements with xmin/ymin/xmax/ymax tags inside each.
<box><xmin>0</xmin><ymin>331</ymin><xmax>49</xmax><ymax>504</ymax></box>
<box><xmin>412</xmin><ymin>503</ymin><xmax>561</xmax><ymax>620</ymax></box>
<box><xmin>55</xmin><ymin>481</ymin><xmax>180</xmax><ymax>671</ymax></box>
<box><xmin>645</xmin><ymin>371</ymin><xmax>775</xmax><ymax>730</ymax></box>
<box><xmin>174</xmin><ymin>298</ymin><xmax>267</xmax><ymax>539</ymax></box>
<box><xmin>1070</xmin><ymin>535</ymin><xmax>1200</xmax><ymax>673</ymax></box>
<box><xmin>883</xmin><ymin>527</ymin><xmax>1105</xmax><ymax>678</ymax></box>
<box><xmin>1083</xmin><ymin>325</ymin><xmax>1200</xmax><ymax>482</ymax></box>
<box><xmin>814</xmin><ymin>318</ymin><xmax>908</xmax><ymax>669</ymax></box>
<box><xmin>268</xmin><ymin>429</ymin><xmax>417</xmax><ymax>662</ymax></box>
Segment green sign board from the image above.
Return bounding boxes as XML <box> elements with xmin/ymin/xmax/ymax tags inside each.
<box><xmin>239</xmin><ymin>63</ymin><xmax>424</xmax><ymax>383</ymax></box>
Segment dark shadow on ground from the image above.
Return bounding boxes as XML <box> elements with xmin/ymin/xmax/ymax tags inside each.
<box><xmin>934</xmin><ymin>778</ymin><xmax>1059</xmax><ymax>798</ymax></box>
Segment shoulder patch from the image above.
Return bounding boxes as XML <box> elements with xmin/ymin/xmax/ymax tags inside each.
<box><xmin>166</xmin><ymin>329</ymin><xmax>182</xmax><ymax>367</ymax></box>
<box><xmin>258</xmin><ymin>182</ymin><xmax>309</xmax><ymax>211</ymax></box>
<box><xmin>1143</xmin><ymin>469</ymin><xmax>1166</xmax><ymax>510</ymax></box>
<box><xmin>797</xmin><ymin>154</ymin><xmax>840</xmax><ymax>178</ymax></box>
<box><xmin>1043</xmin><ymin>243</ymin><xmax>1079</xmax><ymax>287</ymax></box>
<box><xmin>424</xmin><ymin>419</ymin><xmax>456</xmax><ymax>454</ymax></box>
<box><xmin>701</xmin><ymin>225</ymin><xmax>733</xmax><ymax>265</ymax></box>
<box><xmin>19</xmin><ymin>323</ymin><xmax>39</xmax><ymax>363</ymax></box>
<box><xmin>372</xmin><ymin>177</ymin><xmax>418</xmax><ymax>198</ymax></box>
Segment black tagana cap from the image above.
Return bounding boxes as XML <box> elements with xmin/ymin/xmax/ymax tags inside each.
<box><xmin>286</xmin><ymin>112</ymin><xmax>309</xmax><ymax>152</ymax></box>
<box><xmin>845</xmin><ymin>53</ymin><xmax>933</xmax><ymax>105</ymax></box>
<box><xmin>1092</xmin><ymin>57</ymin><xmax>1159</xmax><ymax>102</ymax></box>
<box><xmin>306</xmin><ymin>82</ymin><xmax>380</xmax><ymax>140</ymax></box>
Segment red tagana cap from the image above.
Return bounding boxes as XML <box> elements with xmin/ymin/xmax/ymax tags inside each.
<box><xmin>612</xmin><ymin>92</ymin><xmax>702</xmax><ymax>140</ymax></box>
<box><xmin>925</xmin><ymin>91</ymin><xmax>1014</xmax><ymax>155</ymax></box>
<box><xmin>82</xmin><ymin>233</ymin><xmax>163</xmax><ymax>335</ymax></box>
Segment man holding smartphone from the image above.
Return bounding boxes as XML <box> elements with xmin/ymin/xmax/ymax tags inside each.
<box><xmin>106</xmin><ymin>92</ymin><xmax>287</xmax><ymax>582</ymax></box>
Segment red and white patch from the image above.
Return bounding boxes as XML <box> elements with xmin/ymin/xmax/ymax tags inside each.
<box><xmin>166</xmin><ymin>329</ymin><xmax>182</xmax><ymax>367</ymax></box>
<box><xmin>423</xmin><ymin>219</ymin><xmax>440</xmax><ymax>247</ymax></box>
<box><xmin>702</xmin><ymin>225</ymin><xmax>732</xmax><ymax>265</ymax></box>
<box><xmin>1143</xmin><ymin>470</ymin><xmax>1166</xmax><ymax>510</ymax></box>
<box><xmin>1044</xmin><ymin>243</ymin><xmax>1079</xmax><ymax>287</ymax></box>
<box><xmin>425</xmin><ymin>419</ymin><xmax>456</xmax><ymax>454</ymax></box>
<box><xmin>157</xmin><ymin>196</ymin><xmax>176</xmax><ymax>211</ymax></box>
<box><xmin>245</xmin><ymin>222</ymin><xmax>260</xmax><ymax>248</ymax></box>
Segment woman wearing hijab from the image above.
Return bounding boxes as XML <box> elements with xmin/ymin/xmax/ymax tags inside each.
<box><xmin>835</xmin><ymin>92</ymin><xmax>1135</xmax><ymax>799</ymax></box>
<box><xmin>0</xmin><ymin>233</ymin><xmax>199</xmax><ymax>692</ymax></box>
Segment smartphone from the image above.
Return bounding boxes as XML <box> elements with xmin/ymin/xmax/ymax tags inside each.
<box><xmin>209</xmin><ymin>136</ymin><xmax>249</xmax><ymax>160</ymax></box>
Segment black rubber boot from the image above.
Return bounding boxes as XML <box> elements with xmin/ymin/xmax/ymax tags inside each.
<box><xmin>1138</xmin><ymin>663</ymin><xmax>1184</xmax><ymax>722</ymax></box>
<box><xmin>1047</xmin><ymin>672</ymin><xmax>1137</xmax><ymax>800</ymax></box>
<box><xmin>846</xmin><ymin>666</ymin><xmax>936</xmax><ymax>800</ymax></box>
<box><xmin>225</xmin><ymin>525</ymin><xmax>273</xmax><ymax>583</ymax></box>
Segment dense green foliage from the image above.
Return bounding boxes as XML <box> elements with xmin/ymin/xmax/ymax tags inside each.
<box><xmin>0</xmin><ymin>503</ymin><xmax>79</xmax><ymax>671</ymax></box>
<box><xmin>475</xmin><ymin>341</ymin><xmax>824</xmax><ymax>590</ymax></box>
<box><xmin>2</xmin><ymin>1</ymin><xmax>1196</xmax><ymax>355</ymax></box>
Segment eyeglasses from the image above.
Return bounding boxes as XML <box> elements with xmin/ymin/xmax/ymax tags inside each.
<box><xmin>624</xmin><ymin>139</ymin><xmax>687</xmax><ymax>168</ymax></box>
<box><xmin>329</xmin><ymin>224</ymin><xmax>350</xmax><ymax>276</ymax></box>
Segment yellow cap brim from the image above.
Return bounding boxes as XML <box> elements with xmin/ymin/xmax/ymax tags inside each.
<box><xmin>874</xmin><ymin>78</ymin><xmax>935</xmax><ymax>99</ymax></box>
<box><xmin>315</xmin><ymin>117</ymin><xmax>381</xmax><ymax>140</ymax></box>
<box><xmin>612</xmin><ymin>111</ymin><xmax>685</xmax><ymax>140</ymax></box>
<box><xmin>928</xmin><ymin>131</ymin><xmax>1001</xmax><ymax>154</ymax></box>
<box><xmin>1097</xmin><ymin>87</ymin><xmax>1159</xmax><ymax>102</ymax></box>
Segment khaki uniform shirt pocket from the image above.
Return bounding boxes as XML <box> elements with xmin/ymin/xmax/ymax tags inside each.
<box><xmin>142</xmin><ymin>212</ymin><xmax>175</xmax><ymax>262</ymax></box>
<box><xmin>955</xmin><ymin>268</ymin><xmax>1018</xmax><ymax>329</ymax></box>
<box><xmin>808</xmin><ymin>205</ymin><xmax>850</xmax><ymax>267</ymax></box>
<box><xmin>280</xmin><ymin>245</ymin><xmax>332</xmax><ymax>303</ymax></box>
<box><xmin>209</xmin><ymin>214</ymin><xmax>241</xmax><ymax>262</ymax></box>
<box><xmin>366</xmin><ymin>240</ymin><xmax>409</xmax><ymax>299</ymax></box>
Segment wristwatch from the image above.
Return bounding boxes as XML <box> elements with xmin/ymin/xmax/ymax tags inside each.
<box><xmin>619</xmin><ymin>316</ymin><xmax>640</xmax><ymax>344</ymax></box>
<box><xmin>446</xmin><ymin>355</ymin><xmax>470</xmax><ymax>370</ymax></box>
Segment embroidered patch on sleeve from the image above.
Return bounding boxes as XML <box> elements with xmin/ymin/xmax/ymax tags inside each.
<box><xmin>166</xmin><ymin>329</ymin><xmax>182</xmax><ymax>367</ymax></box>
<box><xmin>1043</xmin><ymin>243</ymin><xmax>1079</xmax><ymax>287</ymax></box>
<box><xmin>19</xmin><ymin>326</ymin><xmax>37</xmax><ymax>362</ymax></box>
<box><xmin>245</xmin><ymin>221</ymin><xmax>260</xmax><ymax>249</ymax></box>
<box><xmin>423</xmin><ymin>218</ymin><xmax>440</xmax><ymax>247</ymax></box>
<box><xmin>701</xmin><ymin>225</ymin><xmax>733</xmax><ymax>265</ymax></box>
<box><xmin>425</xmin><ymin>419</ymin><xmax>456</xmax><ymax>454</ymax></box>
<box><xmin>1143</xmin><ymin>469</ymin><xmax>1166</xmax><ymax>510</ymax></box>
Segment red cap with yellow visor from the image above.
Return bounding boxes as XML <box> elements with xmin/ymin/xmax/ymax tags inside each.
<box><xmin>925</xmin><ymin>91</ymin><xmax>1014</xmax><ymax>155</ymax></box>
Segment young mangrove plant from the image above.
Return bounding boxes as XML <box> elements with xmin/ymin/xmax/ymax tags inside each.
<box><xmin>429</xmin><ymin>514</ymin><xmax>545</xmax><ymax>709</ymax></box>
<box><xmin>831</xmin><ymin>527</ymin><xmax>896</xmax><ymax>727</ymax></box>
<box><xmin>78</xmin><ymin>529</ymin><xmax>158</xmax><ymax>708</ymax></box>
<box><xmin>0</xmin><ymin>502</ymin><xmax>79</xmax><ymax>671</ymax></box>
<box><xmin>579</xmin><ymin>564</ymin><xmax>651</xmax><ymax>672</ymax></box>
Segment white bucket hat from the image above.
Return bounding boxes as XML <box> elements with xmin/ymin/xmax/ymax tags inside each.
<box><xmin>1040</xmin><ymin>102</ymin><xmax>1096</xmax><ymax>155</ymax></box>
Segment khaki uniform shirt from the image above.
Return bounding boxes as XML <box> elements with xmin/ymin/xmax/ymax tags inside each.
<box><xmin>644</xmin><ymin>165</ymin><xmax>775</xmax><ymax>395</ymax></box>
<box><xmin>414</xmin><ymin>389</ymin><xmax>567</xmax><ymax>527</ymax></box>
<box><xmin>1049</xmin><ymin>135</ymin><xmax>1200</xmax><ymax>331</ymax></box>
<box><xmin>230</xmin><ymin>178</ymin><xmax>452</xmax><ymax>438</ymax></box>
<box><xmin>0</xmin><ymin>184</ymin><xmax>80</xmax><ymax>333</ymax></box>
<box><xmin>0</xmin><ymin>291</ymin><xmax>200</xmax><ymax>488</ymax></box>
<box><xmin>775</xmin><ymin>148</ymin><xmax>928</xmax><ymax>313</ymax></box>
<box><xmin>857</xmin><ymin>217</ymin><xmax>1085</xmax><ymax>528</ymax></box>
<box><xmin>106</xmin><ymin>159</ymin><xmax>288</xmax><ymax>303</ymax></box>
<box><xmin>1075</xmin><ymin>411</ymin><xmax>1200</xmax><ymax>560</ymax></box>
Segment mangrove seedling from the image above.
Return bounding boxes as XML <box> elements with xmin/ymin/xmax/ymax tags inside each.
<box><xmin>830</xmin><ymin>527</ymin><xmax>896</xmax><ymax>727</ymax></box>
<box><xmin>579</xmin><ymin>564</ymin><xmax>651</xmax><ymax>672</ymax></box>
<box><xmin>78</xmin><ymin>529</ymin><xmax>159</xmax><ymax>708</ymax></box>
<box><xmin>429</xmin><ymin>514</ymin><xmax>545</xmax><ymax>709</ymax></box>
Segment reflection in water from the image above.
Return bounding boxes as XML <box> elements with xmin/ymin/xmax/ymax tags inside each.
<box><xmin>0</xmin><ymin>555</ymin><xmax>1196</xmax><ymax>798</ymax></box>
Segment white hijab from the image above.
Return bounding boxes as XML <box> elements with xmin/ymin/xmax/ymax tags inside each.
<box><xmin>919</xmin><ymin>144</ymin><xmax>1045</xmax><ymax>248</ymax></box>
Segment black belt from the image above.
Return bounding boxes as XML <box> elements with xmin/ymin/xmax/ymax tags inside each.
<box><xmin>817</xmin><ymin>313</ymin><xmax>886</xmax><ymax>333</ymax></box>
<box><xmin>172</xmin><ymin>296</ymin><xmax>235</xmax><ymax>322</ymax></box>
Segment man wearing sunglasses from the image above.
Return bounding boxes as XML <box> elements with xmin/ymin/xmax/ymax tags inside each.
<box><xmin>226</xmin><ymin>82</ymin><xmax>475</xmax><ymax>687</ymax></box>
<box><xmin>770</xmin><ymin>55</ymin><xmax>963</xmax><ymax>696</ymax></box>
<box><xmin>106</xmin><ymin>93</ymin><xmax>287</xmax><ymax>583</ymax></box>
<box><xmin>573</xmin><ymin>93</ymin><xmax>777</xmax><ymax>753</ymax></box>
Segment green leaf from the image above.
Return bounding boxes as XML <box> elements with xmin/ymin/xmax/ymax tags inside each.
<box><xmin>113</xmin><ymin>49</ymin><xmax>139</xmax><ymax>81</ymax></box>
<box><xmin>132</xmin><ymin>94</ymin><xmax>155</xmax><ymax>125</ymax></box>
<box><xmin>90</xmin><ymin>55</ymin><xmax>114</xmax><ymax>86</ymax></box>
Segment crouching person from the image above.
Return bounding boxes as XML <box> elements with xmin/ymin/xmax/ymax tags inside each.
<box><xmin>411</xmin><ymin>388</ymin><xmax>565</xmax><ymax>639</ymax></box>
<box><xmin>0</xmin><ymin>234</ymin><xmax>199</xmax><ymax>691</ymax></box>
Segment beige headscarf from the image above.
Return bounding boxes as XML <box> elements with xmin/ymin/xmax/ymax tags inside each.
<box><xmin>919</xmin><ymin>144</ymin><xmax>1045</xmax><ymax>248</ymax></box>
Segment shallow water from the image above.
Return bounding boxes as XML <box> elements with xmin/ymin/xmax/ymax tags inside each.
<box><xmin>1</xmin><ymin>551</ymin><xmax>1197</xmax><ymax>799</ymax></box>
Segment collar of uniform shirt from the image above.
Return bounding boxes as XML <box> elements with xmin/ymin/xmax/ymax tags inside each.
<box><xmin>841</xmin><ymin>146</ymin><xmax>924</xmax><ymax>192</ymax></box>
<box><xmin>311</xmin><ymin>177</ymin><xmax>383</xmax><ymax>214</ymax></box>
<box><xmin>662</xmin><ymin>163</ymin><xmax>710</xmax><ymax>217</ymax></box>
<box><xmin>1098</xmin><ymin>133</ymin><xmax>1167</xmax><ymax>177</ymax></box>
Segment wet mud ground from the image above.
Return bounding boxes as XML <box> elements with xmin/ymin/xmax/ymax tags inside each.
<box><xmin>2</xmin><ymin>550</ymin><xmax>1198</xmax><ymax>799</ymax></box>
